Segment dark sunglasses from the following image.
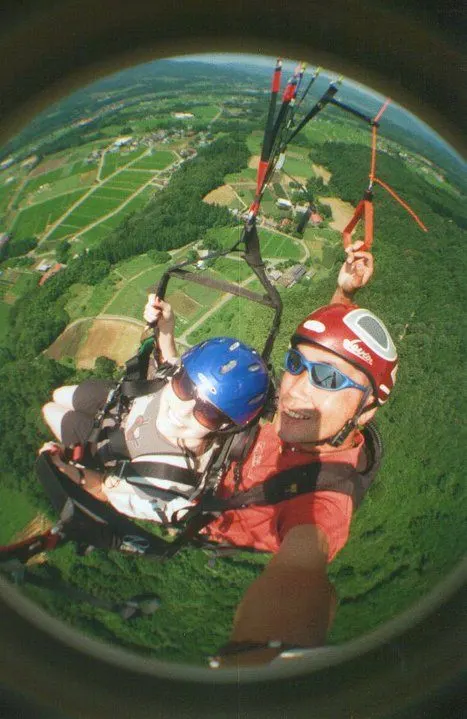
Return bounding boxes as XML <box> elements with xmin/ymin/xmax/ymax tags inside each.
<box><xmin>171</xmin><ymin>368</ymin><xmax>234</xmax><ymax>431</ymax></box>
<box><xmin>284</xmin><ymin>349</ymin><xmax>367</xmax><ymax>392</ymax></box>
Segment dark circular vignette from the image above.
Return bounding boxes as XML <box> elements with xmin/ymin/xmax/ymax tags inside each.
<box><xmin>0</xmin><ymin>1</ymin><xmax>466</xmax><ymax>717</ymax></box>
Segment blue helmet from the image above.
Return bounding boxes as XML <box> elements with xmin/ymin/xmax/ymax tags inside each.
<box><xmin>181</xmin><ymin>337</ymin><xmax>269</xmax><ymax>426</ymax></box>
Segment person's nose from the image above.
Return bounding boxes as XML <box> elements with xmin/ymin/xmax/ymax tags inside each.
<box><xmin>285</xmin><ymin>371</ymin><xmax>317</xmax><ymax>407</ymax></box>
<box><xmin>176</xmin><ymin>397</ymin><xmax>196</xmax><ymax>417</ymax></box>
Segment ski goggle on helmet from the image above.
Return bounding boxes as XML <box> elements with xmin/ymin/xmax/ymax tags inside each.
<box><xmin>291</xmin><ymin>304</ymin><xmax>398</xmax><ymax>405</ymax></box>
<box><xmin>173</xmin><ymin>337</ymin><xmax>269</xmax><ymax>430</ymax></box>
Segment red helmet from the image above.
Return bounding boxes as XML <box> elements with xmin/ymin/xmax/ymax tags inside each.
<box><xmin>292</xmin><ymin>304</ymin><xmax>398</xmax><ymax>405</ymax></box>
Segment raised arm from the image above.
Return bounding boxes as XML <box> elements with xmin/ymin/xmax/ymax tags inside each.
<box><xmin>331</xmin><ymin>239</ymin><xmax>374</xmax><ymax>306</ymax></box>
<box><xmin>216</xmin><ymin>524</ymin><xmax>336</xmax><ymax>667</ymax></box>
<box><xmin>143</xmin><ymin>294</ymin><xmax>178</xmax><ymax>363</ymax></box>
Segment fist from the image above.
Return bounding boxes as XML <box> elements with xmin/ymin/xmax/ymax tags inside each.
<box><xmin>338</xmin><ymin>240</ymin><xmax>374</xmax><ymax>293</ymax></box>
<box><xmin>39</xmin><ymin>441</ymin><xmax>63</xmax><ymax>456</ymax></box>
<box><xmin>143</xmin><ymin>295</ymin><xmax>175</xmax><ymax>333</ymax></box>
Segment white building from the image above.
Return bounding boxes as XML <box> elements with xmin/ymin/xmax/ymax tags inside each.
<box><xmin>113</xmin><ymin>136</ymin><xmax>133</xmax><ymax>148</ymax></box>
<box><xmin>276</xmin><ymin>198</ymin><xmax>292</xmax><ymax>210</ymax></box>
<box><xmin>0</xmin><ymin>157</ymin><xmax>14</xmax><ymax>170</ymax></box>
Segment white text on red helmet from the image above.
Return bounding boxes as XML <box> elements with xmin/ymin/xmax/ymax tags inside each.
<box><xmin>343</xmin><ymin>339</ymin><xmax>373</xmax><ymax>365</ymax></box>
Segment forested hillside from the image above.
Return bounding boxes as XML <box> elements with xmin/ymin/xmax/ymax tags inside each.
<box><xmin>0</xmin><ymin>97</ymin><xmax>465</xmax><ymax>665</ymax></box>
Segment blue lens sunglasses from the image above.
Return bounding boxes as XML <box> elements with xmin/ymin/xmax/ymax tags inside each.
<box><xmin>284</xmin><ymin>348</ymin><xmax>368</xmax><ymax>393</ymax></box>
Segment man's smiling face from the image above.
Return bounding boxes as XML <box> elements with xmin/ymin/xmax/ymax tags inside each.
<box><xmin>275</xmin><ymin>343</ymin><xmax>373</xmax><ymax>449</ymax></box>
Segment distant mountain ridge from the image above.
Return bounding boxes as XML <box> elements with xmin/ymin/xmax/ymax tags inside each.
<box><xmin>2</xmin><ymin>57</ymin><xmax>465</xmax><ymax>191</ymax></box>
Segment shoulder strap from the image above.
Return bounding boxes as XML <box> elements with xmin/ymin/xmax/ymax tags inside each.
<box><xmin>201</xmin><ymin>421</ymin><xmax>384</xmax><ymax>513</ymax></box>
<box><xmin>120</xmin><ymin>362</ymin><xmax>180</xmax><ymax>400</ymax></box>
<box><xmin>121</xmin><ymin>460</ymin><xmax>200</xmax><ymax>493</ymax></box>
<box><xmin>201</xmin><ymin>461</ymin><xmax>358</xmax><ymax>512</ymax></box>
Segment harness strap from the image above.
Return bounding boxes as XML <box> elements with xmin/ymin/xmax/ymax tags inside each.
<box><xmin>199</xmin><ymin>422</ymin><xmax>383</xmax><ymax>514</ymax></box>
<box><xmin>36</xmin><ymin>454</ymin><xmax>168</xmax><ymax>556</ymax></box>
<box><xmin>103</xmin><ymin>426</ymin><xmax>129</xmax><ymax>460</ymax></box>
<box><xmin>200</xmin><ymin>462</ymin><xmax>359</xmax><ymax>513</ymax></box>
<box><xmin>121</xmin><ymin>461</ymin><xmax>200</xmax><ymax>492</ymax></box>
<box><xmin>159</xmin><ymin>426</ymin><xmax>259</xmax><ymax>557</ymax></box>
<box><xmin>120</xmin><ymin>377</ymin><xmax>169</xmax><ymax>398</ymax></box>
<box><xmin>165</xmin><ymin>268</ymin><xmax>276</xmax><ymax>308</ymax></box>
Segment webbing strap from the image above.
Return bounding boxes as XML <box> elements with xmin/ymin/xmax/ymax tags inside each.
<box><xmin>166</xmin><ymin>268</ymin><xmax>276</xmax><ymax>308</ymax></box>
<box><xmin>342</xmin><ymin>191</ymin><xmax>374</xmax><ymax>250</ymax></box>
<box><xmin>200</xmin><ymin>462</ymin><xmax>359</xmax><ymax>512</ymax></box>
<box><xmin>0</xmin><ymin>531</ymin><xmax>63</xmax><ymax>564</ymax></box>
<box><xmin>120</xmin><ymin>377</ymin><xmax>167</xmax><ymax>398</ymax></box>
<box><xmin>35</xmin><ymin>454</ymin><xmax>168</xmax><ymax>556</ymax></box>
<box><xmin>123</xmin><ymin>461</ymin><xmax>199</xmax><ymax>491</ymax></box>
<box><xmin>199</xmin><ymin>422</ymin><xmax>383</xmax><ymax>513</ymax></box>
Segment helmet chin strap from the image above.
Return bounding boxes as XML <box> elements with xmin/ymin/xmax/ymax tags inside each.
<box><xmin>327</xmin><ymin>388</ymin><xmax>375</xmax><ymax>448</ymax></box>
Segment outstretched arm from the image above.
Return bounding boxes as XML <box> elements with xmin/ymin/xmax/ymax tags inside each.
<box><xmin>331</xmin><ymin>240</ymin><xmax>374</xmax><ymax>306</ymax></box>
<box><xmin>143</xmin><ymin>294</ymin><xmax>178</xmax><ymax>363</ymax></box>
<box><xmin>216</xmin><ymin>524</ymin><xmax>336</xmax><ymax>667</ymax></box>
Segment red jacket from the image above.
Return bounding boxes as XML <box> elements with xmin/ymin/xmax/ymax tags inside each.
<box><xmin>204</xmin><ymin>422</ymin><xmax>364</xmax><ymax>561</ymax></box>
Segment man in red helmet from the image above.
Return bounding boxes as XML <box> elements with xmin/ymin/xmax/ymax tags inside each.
<box><xmin>210</xmin><ymin>241</ymin><xmax>398</xmax><ymax>667</ymax></box>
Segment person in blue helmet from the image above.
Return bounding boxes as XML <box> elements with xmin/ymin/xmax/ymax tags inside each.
<box><xmin>40</xmin><ymin>304</ymin><xmax>269</xmax><ymax>523</ymax></box>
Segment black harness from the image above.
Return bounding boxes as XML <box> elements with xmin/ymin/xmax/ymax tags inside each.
<box><xmin>27</xmin><ymin>418</ymin><xmax>383</xmax><ymax>565</ymax></box>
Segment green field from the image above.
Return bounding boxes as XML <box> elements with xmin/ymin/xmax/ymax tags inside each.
<box><xmin>302</xmin><ymin>116</ymin><xmax>373</xmax><ymax>148</ymax></box>
<box><xmin>47</xmin><ymin>195</ymin><xmax>125</xmax><ymax>237</ymax></box>
<box><xmin>120</xmin><ymin>187</ymin><xmax>154</xmax><ymax>210</ymax></box>
<box><xmin>100</xmin><ymin>149</ymin><xmax>147</xmax><ymax>179</ymax></box>
<box><xmin>98</xmin><ymin>124</ymin><xmax>125</xmax><ymax>137</ymax></box>
<box><xmin>21</xmin><ymin>167</ymin><xmax>69</xmax><ymax>195</ymax></box>
<box><xmin>108</xmin><ymin>169</ymin><xmax>154</xmax><ymax>188</ymax></box>
<box><xmin>72</xmin><ymin>225</ymin><xmax>112</xmax><ymax>252</ymax></box>
<box><xmin>102</xmin><ymin>264</ymin><xmax>225</xmax><ymax>327</ymax></box>
<box><xmin>171</xmin><ymin>276</ymin><xmax>220</xmax><ymax>306</ymax></box>
<box><xmin>131</xmin><ymin>151</ymin><xmax>175</xmax><ymax>170</ymax></box>
<box><xmin>90</xmin><ymin>187</ymin><xmax>130</xmax><ymax>201</ymax></box>
<box><xmin>186</xmin><ymin>292</ymin><xmax>275</xmax><ymax>346</ymax></box>
<box><xmin>104</xmin><ymin>266</ymin><xmax>167</xmax><ymax>318</ymax></box>
<box><xmin>0</xmin><ymin>179</ymin><xmax>18</xmax><ymax>213</ymax></box>
<box><xmin>225</xmin><ymin>167</ymin><xmax>257</xmax><ymax>184</ymax></box>
<box><xmin>0</xmin><ymin>486</ymin><xmax>40</xmax><ymax>545</ymax></box>
<box><xmin>0</xmin><ymin>302</ymin><xmax>11</xmax><ymax>342</ymax></box>
<box><xmin>73</xmin><ymin>189</ymin><xmax>154</xmax><ymax>250</ymax></box>
<box><xmin>282</xmin><ymin>155</ymin><xmax>313</xmax><ymax>178</ymax></box>
<box><xmin>200</xmin><ymin>225</ymin><xmax>302</xmax><ymax>261</ymax></box>
<box><xmin>11</xmin><ymin>190</ymin><xmax>88</xmax><ymax>240</ymax></box>
<box><xmin>114</xmin><ymin>254</ymin><xmax>160</xmax><ymax>279</ymax></box>
<box><xmin>128</xmin><ymin>118</ymin><xmax>160</xmax><ymax>133</ymax></box>
<box><xmin>45</xmin><ymin>196</ymin><xmax>127</xmax><ymax>242</ymax></box>
<box><xmin>8</xmin><ymin>271</ymin><xmax>36</xmax><ymax>298</ymax></box>
<box><xmin>78</xmin><ymin>194</ymin><xmax>129</xmax><ymax>215</ymax></box>
<box><xmin>246</xmin><ymin>131</ymin><xmax>263</xmax><ymax>155</ymax></box>
<box><xmin>20</xmin><ymin>172</ymin><xmax>96</xmax><ymax>205</ymax></box>
<box><xmin>202</xmin><ymin>226</ymin><xmax>244</xmax><ymax>249</ymax></box>
<box><xmin>260</xmin><ymin>233</ymin><xmax>302</xmax><ymax>259</ymax></box>
<box><xmin>82</xmin><ymin>278</ymin><xmax>122</xmax><ymax>316</ymax></box>
<box><xmin>208</xmin><ymin>257</ymin><xmax>253</xmax><ymax>282</ymax></box>
<box><xmin>192</xmin><ymin>104</ymin><xmax>220</xmax><ymax>123</ymax></box>
<box><xmin>63</xmin><ymin>283</ymin><xmax>96</xmax><ymax>320</ymax></box>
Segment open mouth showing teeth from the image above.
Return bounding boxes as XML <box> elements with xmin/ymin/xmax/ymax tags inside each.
<box><xmin>284</xmin><ymin>409</ymin><xmax>313</xmax><ymax>420</ymax></box>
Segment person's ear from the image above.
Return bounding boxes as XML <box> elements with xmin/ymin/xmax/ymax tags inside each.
<box><xmin>358</xmin><ymin>396</ymin><xmax>378</xmax><ymax>426</ymax></box>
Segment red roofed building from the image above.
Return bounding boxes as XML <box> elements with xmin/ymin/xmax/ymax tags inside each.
<box><xmin>38</xmin><ymin>263</ymin><xmax>65</xmax><ymax>286</ymax></box>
